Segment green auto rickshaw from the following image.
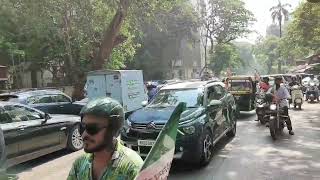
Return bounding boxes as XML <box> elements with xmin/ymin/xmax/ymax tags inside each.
<box><xmin>226</xmin><ymin>76</ymin><xmax>257</xmax><ymax>116</ymax></box>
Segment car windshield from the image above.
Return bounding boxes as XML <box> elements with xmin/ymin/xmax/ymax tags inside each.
<box><xmin>148</xmin><ymin>88</ymin><xmax>203</xmax><ymax>108</ymax></box>
<box><xmin>230</xmin><ymin>80</ymin><xmax>252</xmax><ymax>91</ymax></box>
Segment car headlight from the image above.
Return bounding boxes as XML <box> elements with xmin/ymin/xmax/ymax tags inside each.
<box><xmin>126</xmin><ymin>119</ymin><xmax>132</xmax><ymax>127</ymax></box>
<box><xmin>182</xmin><ymin>126</ymin><xmax>195</xmax><ymax>135</ymax></box>
<box><xmin>270</xmin><ymin>104</ymin><xmax>277</xmax><ymax>111</ymax></box>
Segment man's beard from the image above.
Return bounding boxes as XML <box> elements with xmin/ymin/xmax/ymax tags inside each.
<box><xmin>83</xmin><ymin>133</ymin><xmax>115</xmax><ymax>153</ymax></box>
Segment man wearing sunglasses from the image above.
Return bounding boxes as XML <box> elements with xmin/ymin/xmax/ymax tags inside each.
<box><xmin>67</xmin><ymin>98</ymin><xmax>143</xmax><ymax>180</ymax></box>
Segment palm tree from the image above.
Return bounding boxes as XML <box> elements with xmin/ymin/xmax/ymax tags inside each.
<box><xmin>270</xmin><ymin>0</ymin><xmax>291</xmax><ymax>38</ymax></box>
<box><xmin>270</xmin><ymin>0</ymin><xmax>291</xmax><ymax>73</ymax></box>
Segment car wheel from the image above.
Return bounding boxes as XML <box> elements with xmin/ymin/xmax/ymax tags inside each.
<box><xmin>227</xmin><ymin>111</ymin><xmax>237</xmax><ymax>137</ymax></box>
<box><xmin>259</xmin><ymin>115</ymin><xmax>266</xmax><ymax>125</ymax></box>
<box><xmin>269</xmin><ymin>118</ymin><xmax>277</xmax><ymax>140</ymax></box>
<box><xmin>67</xmin><ymin>125</ymin><xmax>83</xmax><ymax>151</ymax></box>
<box><xmin>198</xmin><ymin>129</ymin><xmax>213</xmax><ymax>167</ymax></box>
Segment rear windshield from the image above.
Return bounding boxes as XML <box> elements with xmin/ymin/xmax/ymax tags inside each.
<box><xmin>230</xmin><ymin>80</ymin><xmax>252</xmax><ymax>91</ymax></box>
<box><xmin>0</xmin><ymin>95</ymin><xmax>19</xmax><ymax>102</ymax></box>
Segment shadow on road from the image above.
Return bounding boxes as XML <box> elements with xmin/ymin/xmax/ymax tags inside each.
<box><xmin>7</xmin><ymin>149</ymin><xmax>71</xmax><ymax>174</ymax></box>
<box><xmin>170</xmin><ymin>135</ymin><xmax>234</xmax><ymax>173</ymax></box>
<box><xmin>238</xmin><ymin>111</ymin><xmax>256</xmax><ymax>121</ymax></box>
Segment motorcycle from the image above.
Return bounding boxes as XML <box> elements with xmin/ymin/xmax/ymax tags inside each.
<box><xmin>306</xmin><ymin>82</ymin><xmax>319</xmax><ymax>103</ymax></box>
<box><xmin>291</xmin><ymin>85</ymin><xmax>303</xmax><ymax>110</ymax></box>
<box><xmin>255</xmin><ymin>93</ymin><xmax>269</xmax><ymax>124</ymax></box>
<box><xmin>267</xmin><ymin>103</ymin><xmax>287</xmax><ymax>140</ymax></box>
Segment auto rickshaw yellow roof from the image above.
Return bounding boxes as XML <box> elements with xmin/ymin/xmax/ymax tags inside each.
<box><xmin>227</xmin><ymin>75</ymin><xmax>254</xmax><ymax>81</ymax></box>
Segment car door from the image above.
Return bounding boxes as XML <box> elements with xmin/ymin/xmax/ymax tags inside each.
<box><xmin>213</xmin><ymin>85</ymin><xmax>230</xmax><ymax>131</ymax></box>
<box><xmin>52</xmin><ymin>94</ymin><xmax>74</xmax><ymax>114</ymax></box>
<box><xmin>4</xmin><ymin>105</ymin><xmax>64</xmax><ymax>155</ymax></box>
<box><xmin>206</xmin><ymin>86</ymin><xmax>224</xmax><ymax>140</ymax></box>
<box><xmin>0</xmin><ymin>106</ymin><xmax>22</xmax><ymax>160</ymax></box>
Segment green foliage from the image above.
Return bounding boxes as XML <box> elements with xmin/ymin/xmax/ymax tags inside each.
<box><xmin>201</xmin><ymin>0</ymin><xmax>255</xmax><ymax>46</ymax></box>
<box><xmin>233</xmin><ymin>42</ymin><xmax>257</xmax><ymax>74</ymax></box>
<box><xmin>282</xmin><ymin>2</ymin><xmax>320</xmax><ymax>55</ymax></box>
<box><xmin>253</xmin><ymin>36</ymin><xmax>280</xmax><ymax>74</ymax></box>
<box><xmin>127</xmin><ymin>1</ymin><xmax>199</xmax><ymax>80</ymax></box>
<box><xmin>0</xmin><ymin>0</ymin><xmax>185</xmax><ymax>85</ymax></box>
<box><xmin>209</xmin><ymin>43</ymin><xmax>242</xmax><ymax>76</ymax></box>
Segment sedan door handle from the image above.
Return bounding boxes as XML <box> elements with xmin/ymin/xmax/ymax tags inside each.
<box><xmin>59</xmin><ymin>105</ymin><xmax>64</xmax><ymax>108</ymax></box>
<box><xmin>60</xmin><ymin>127</ymin><xmax>67</xmax><ymax>131</ymax></box>
<box><xmin>17</xmin><ymin>125</ymin><xmax>27</xmax><ymax>130</ymax></box>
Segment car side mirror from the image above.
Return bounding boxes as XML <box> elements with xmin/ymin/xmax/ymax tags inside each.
<box><xmin>207</xmin><ymin>100</ymin><xmax>222</xmax><ymax>110</ymax></box>
<box><xmin>42</xmin><ymin>113</ymin><xmax>51</xmax><ymax>124</ymax></box>
<box><xmin>141</xmin><ymin>101</ymin><xmax>148</xmax><ymax>107</ymax></box>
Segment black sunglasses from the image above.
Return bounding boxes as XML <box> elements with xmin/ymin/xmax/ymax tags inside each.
<box><xmin>80</xmin><ymin>123</ymin><xmax>108</xmax><ymax>136</ymax></box>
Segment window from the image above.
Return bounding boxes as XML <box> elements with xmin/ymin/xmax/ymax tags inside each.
<box><xmin>207</xmin><ymin>86</ymin><xmax>218</xmax><ymax>102</ymax></box>
<box><xmin>27</xmin><ymin>95</ymin><xmax>54</xmax><ymax>104</ymax></box>
<box><xmin>4</xmin><ymin>105</ymin><xmax>42</xmax><ymax>122</ymax></box>
<box><xmin>213</xmin><ymin>85</ymin><xmax>226</xmax><ymax>99</ymax></box>
<box><xmin>38</xmin><ymin>96</ymin><xmax>54</xmax><ymax>103</ymax></box>
<box><xmin>207</xmin><ymin>85</ymin><xmax>226</xmax><ymax>102</ymax></box>
<box><xmin>53</xmin><ymin>94</ymin><xmax>71</xmax><ymax>103</ymax></box>
<box><xmin>148</xmin><ymin>88</ymin><xmax>203</xmax><ymax>108</ymax></box>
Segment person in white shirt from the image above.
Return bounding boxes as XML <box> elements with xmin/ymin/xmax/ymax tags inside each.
<box><xmin>269</xmin><ymin>76</ymin><xmax>294</xmax><ymax>135</ymax></box>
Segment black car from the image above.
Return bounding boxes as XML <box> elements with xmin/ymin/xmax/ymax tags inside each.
<box><xmin>0</xmin><ymin>102</ymin><xmax>83</xmax><ymax>167</ymax></box>
<box><xmin>121</xmin><ymin>80</ymin><xmax>237</xmax><ymax>166</ymax></box>
<box><xmin>0</xmin><ymin>89</ymin><xmax>84</xmax><ymax>115</ymax></box>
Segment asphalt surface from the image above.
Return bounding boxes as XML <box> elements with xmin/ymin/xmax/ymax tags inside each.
<box><xmin>9</xmin><ymin>103</ymin><xmax>320</xmax><ymax>180</ymax></box>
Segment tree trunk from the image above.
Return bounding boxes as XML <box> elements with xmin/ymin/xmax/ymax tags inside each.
<box><xmin>93</xmin><ymin>0</ymin><xmax>130</xmax><ymax>70</ymax></box>
<box><xmin>277</xmin><ymin>59</ymin><xmax>282</xmax><ymax>73</ymax></box>
<box><xmin>278</xmin><ymin>20</ymin><xmax>282</xmax><ymax>73</ymax></box>
<box><xmin>71</xmin><ymin>0</ymin><xmax>130</xmax><ymax>101</ymax></box>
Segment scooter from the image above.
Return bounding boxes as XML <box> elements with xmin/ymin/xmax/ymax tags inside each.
<box><xmin>291</xmin><ymin>85</ymin><xmax>303</xmax><ymax>110</ymax></box>
<box><xmin>255</xmin><ymin>93</ymin><xmax>269</xmax><ymax>124</ymax></box>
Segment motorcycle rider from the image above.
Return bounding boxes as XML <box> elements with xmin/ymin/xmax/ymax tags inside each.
<box><xmin>269</xmin><ymin>76</ymin><xmax>294</xmax><ymax>135</ymax></box>
<box><xmin>289</xmin><ymin>76</ymin><xmax>300</xmax><ymax>87</ymax></box>
<box><xmin>259</xmin><ymin>77</ymin><xmax>271</xmax><ymax>92</ymax></box>
<box><xmin>309</xmin><ymin>74</ymin><xmax>320</xmax><ymax>86</ymax></box>
<box><xmin>67</xmin><ymin>98</ymin><xmax>143</xmax><ymax>180</ymax></box>
<box><xmin>146</xmin><ymin>82</ymin><xmax>158</xmax><ymax>101</ymax></box>
<box><xmin>307</xmin><ymin>75</ymin><xmax>319</xmax><ymax>101</ymax></box>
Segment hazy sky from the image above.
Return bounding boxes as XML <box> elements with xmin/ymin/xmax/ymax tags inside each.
<box><xmin>241</xmin><ymin>0</ymin><xmax>302</xmax><ymax>42</ymax></box>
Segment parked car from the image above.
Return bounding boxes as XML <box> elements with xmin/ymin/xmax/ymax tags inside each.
<box><xmin>121</xmin><ymin>80</ymin><xmax>237</xmax><ymax>166</ymax></box>
<box><xmin>0</xmin><ymin>102</ymin><xmax>83</xmax><ymax>167</ymax></box>
<box><xmin>0</xmin><ymin>89</ymin><xmax>85</xmax><ymax>115</ymax></box>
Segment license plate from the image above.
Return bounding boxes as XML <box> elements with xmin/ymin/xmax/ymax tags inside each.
<box><xmin>138</xmin><ymin>140</ymin><xmax>156</xmax><ymax>146</ymax></box>
<box><xmin>295</xmin><ymin>99</ymin><xmax>302</xmax><ymax>103</ymax></box>
<box><xmin>234</xmin><ymin>96</ymin><xmax>240</xmax><ymax>100</ymax></box>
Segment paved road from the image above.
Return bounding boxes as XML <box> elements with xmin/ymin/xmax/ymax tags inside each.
<box><xmin>9</xmin><ymin>103</ymin><xmax>320</xmax><ymax>180</ymax></box>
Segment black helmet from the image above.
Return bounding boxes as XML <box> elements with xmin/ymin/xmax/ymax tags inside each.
<box><xmin>80</xmin><ymin>97</ymin><xmax>124</xmax><ymax>137</ymax></box>
<box><xmin>275</xmin><ymin>76</ymin><xmax>282</xmax><ymax>81</ymax></box>
<box><xmin>262</xmin><ymin>77</ymin><xmax>269</xmax><ymax>82</ymax></box>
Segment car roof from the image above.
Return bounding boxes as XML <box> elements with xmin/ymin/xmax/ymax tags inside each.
<box><xmin>1</xmin><ymin>89</ymin><xmax>64</xmax><ymax>98</ymax></box>
<box><xmin>161</xmin><ymin>80</ymin><xmax>223</xmax><ymax>90</ymax></box>
<box><xmin>0</xmin><ymin>102</ymin><xmax>23</xmax><ymax>107</ymax></box>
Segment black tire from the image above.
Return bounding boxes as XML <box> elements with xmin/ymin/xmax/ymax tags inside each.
<box><xmin>227</xmin><ymin>115</ymin><xmax>237</xmax><ymax>137</ymax></box>
<box><xmin>298</xmin><ymin>104</ymin><xmax>302</xmax><ymax>110</ymax></box>
<box><xmin>269</xmin><ymin>118</ymin><xmax>277</xmax><ymax>140</ymax></box>
<box><xmin>197</xmin><ymin>129</ymin><xmax>214</xmax><ymax>167</ymax></box>
<box><xmin>67</xmin><ymin>124</ymin><xmax>83</xmax><ymax>151</ymax></box>
<box><xmin>258</xmin><ymin>115</ymin><xmax>266</xmax><ymax>125</ymax></box>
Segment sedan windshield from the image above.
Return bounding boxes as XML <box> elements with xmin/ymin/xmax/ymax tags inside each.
<box><xmin>148</xmin><ymin>89</ymin><xmax>203</xmax><ymax>108</ymax></box>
